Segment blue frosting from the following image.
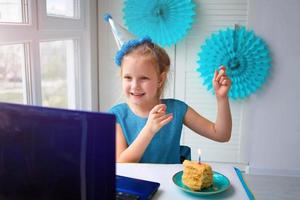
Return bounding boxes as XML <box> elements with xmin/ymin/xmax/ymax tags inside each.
<box><xmin>115</xmin><ymin>36</ymin><xmax>152</xmax><ymax>66</ymax></box>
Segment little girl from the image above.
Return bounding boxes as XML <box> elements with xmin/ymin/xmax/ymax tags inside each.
<box><xmin>109</xmin><ymin>37</ymin><xmax>232</xmax><ymax>164</ymax></box>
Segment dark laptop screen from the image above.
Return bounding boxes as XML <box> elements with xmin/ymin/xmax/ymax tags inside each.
<box><xmin>0</xmin><ymin>102</ymin><xmax>115</xmax><ymax>200</ymax></box>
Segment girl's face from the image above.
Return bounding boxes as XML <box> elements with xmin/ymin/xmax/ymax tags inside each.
<box><xmin>121</xmin><ymin>55</ymin><xmax>162</xmax><ymax>107</ymax></box>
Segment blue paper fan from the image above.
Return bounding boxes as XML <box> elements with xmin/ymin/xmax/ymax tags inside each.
<box><xmin>197</xmin><ymin>26</ymin><xmax>271</xmax><ymax>100</ymax></box>
<box><xmin>123</xmin><ymin>0</ymin><xmax>196</xmax><ymax>47</ymax></box>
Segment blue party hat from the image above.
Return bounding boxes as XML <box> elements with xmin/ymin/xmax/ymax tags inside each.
<box><xmin>103</xmin><ymin>13</ymin><xmax>136</xmax><ymax>49</ymax></box>
<box><xmin>103</xmin><ymin>13</ymin><xmax>153</xmax><ymax>66</ymax></box>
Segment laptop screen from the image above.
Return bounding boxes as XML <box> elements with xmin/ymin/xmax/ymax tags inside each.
<box><xmin>0</xmin><ymin>102</ymin><xmax>115</xmax><ymax>200</ymax></box>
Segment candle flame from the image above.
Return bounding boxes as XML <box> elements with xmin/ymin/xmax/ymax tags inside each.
<box><xmin>198</xmin><ymin>149</ymin><xmax>202</xmax><ymax>155</ymax></box>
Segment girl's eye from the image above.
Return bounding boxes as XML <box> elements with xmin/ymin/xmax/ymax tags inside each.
<box><xmin>123</xmin><ymin>76</ymin><xmax>131</xmax><ymax>80</ymax></box>
<box><xmin>141</xmin><ymin>77</ymin><xmax>149</xmax><ymax>80</ymax></box>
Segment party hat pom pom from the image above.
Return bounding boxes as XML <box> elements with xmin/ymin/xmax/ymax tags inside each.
<box><xmin>114</xmin><ymin>36</ymin><xmax>152</xmax><ymax>66</ymax></box>
<box><xmin>103</xmin><ymin>13</ymin><xmax>112</xmax><ymax>22</ymax></box>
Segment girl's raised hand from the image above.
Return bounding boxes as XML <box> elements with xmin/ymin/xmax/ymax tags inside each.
<box><xmin>145</xmin><ymin>104</ymin><xmax>173</xmax><ymax>135</ymax></box>
<box><xmin>213</xmin><ymin>66</ymin><xmax>232</xmax><ymax>99</ymax></box>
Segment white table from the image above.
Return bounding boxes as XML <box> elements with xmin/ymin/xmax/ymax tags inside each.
<box><xmin>117</xmin><ymin>163</ymin><xmax>250</xmax><ymax>200</ymax></box>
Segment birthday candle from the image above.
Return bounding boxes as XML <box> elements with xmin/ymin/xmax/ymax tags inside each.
<box><xmin>198</xmin><ymin>149</ymin><xmax>202</xmax><ymax>164</ymax></box>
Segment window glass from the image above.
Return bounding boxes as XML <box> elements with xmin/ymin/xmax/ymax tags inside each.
<box><xmin>0</xmin><ymin>43</ymin><xmax>25</xmax><ymax>103</ymax></box>
<box><xmin>40</xmin><ymin>40</ymin><xmax>76</xmax><ymax>108</ymax></box>
<box><xmin>0</xmin><ymin>0</ymin><xmax>24</xmax><ymax>23</ymax></box>
<box><xmin>46</xmin><ymin>0</ymin><xmax>79</xmax><ymax>19</ymax></box>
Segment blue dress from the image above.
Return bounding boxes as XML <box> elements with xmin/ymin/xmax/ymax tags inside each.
<box><xmin>109</xmin><ymin>99</ymin><xmax>188</xmax><ymax>163</ymax></box>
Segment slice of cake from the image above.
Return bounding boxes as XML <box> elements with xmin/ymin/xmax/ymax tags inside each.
<box><xmin>182</xmin><ymin>160</ymin><xmax>213</xmax><ymax>191</ymax></box>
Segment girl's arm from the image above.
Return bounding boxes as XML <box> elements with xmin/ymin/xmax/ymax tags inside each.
<box><xmin>116</xmin><ymin>104</ymin><xmax>173</xmax><ymax>163</ymax></box>
<box><xmin>184</xmin><ymin>67</ymin><xmax>232</xmax><ymax>142</ymax></box>
<box><xmin>183</xmin><ymin>99</ymin><xmax>231</xmax><ymax>142</ymax></box>
<box><xmin>116</xmin><ymin>123</ymin><xmax>155</xmax><ymax>163</ymax></box>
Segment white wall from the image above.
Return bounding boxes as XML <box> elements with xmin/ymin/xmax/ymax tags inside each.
<box><xmin>246</xmin><ymin>0</ymin><xmax>300</xmax><ymax>176</ymax></box>
<box><xmin>98</xmin><ymin>0</ymin><xmax>124</xmax><ymax>110</ymax></box>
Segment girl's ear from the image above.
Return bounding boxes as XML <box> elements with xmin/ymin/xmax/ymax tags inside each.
<box><xmin>158</xmin><ymin>72</ymin><xmax>167</xmax><ymax>87</ymax></box>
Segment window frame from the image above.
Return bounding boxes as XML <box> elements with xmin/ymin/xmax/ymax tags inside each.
<box><xmin>0</xmin><ymin>0</ymin><xmax>98</xmax><ymax>111</ymax></box>
<box><xmin>0</xmin><ymin>0</ymin><xmax>30</xmax><ymax>24</ymax></box>
<box><xmin>38</xmin><ymin>0</ymin><xmax>84</xmax><ymax>30</ymax></box>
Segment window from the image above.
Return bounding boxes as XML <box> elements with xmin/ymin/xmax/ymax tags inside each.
<box><xmin>46</xmin><ymin>0</ymin><xmax>79</xmax><ymax>19</ymax></box>
<box><xmin>0</xmin><ymin>0</ymin><xmax>28</xmax><ymax>24</ymax></box>
<box><xmin>0</xmin><ymin>0</ymin><xmax>98</xmax><ymax>110</ymax></box>
<box><xmin>40</xmin><ymin>39</ymin><xmax>77</xmax><ymax>108</ymax></box>
<box><xmin>0</xmin><ymin>43</ymin><xmax>27</xmax><ymax>103</ymax></box>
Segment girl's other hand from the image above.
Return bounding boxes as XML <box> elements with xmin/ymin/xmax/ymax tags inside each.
<box><xmin>213</xmin><ymin>66</ymin><xmax>232</xmax><ymax>99</ymax></box>
<box><xmin>145</xmin><ymin>104</ymin><xmax>173</xmax><ymax>135</ymax></box>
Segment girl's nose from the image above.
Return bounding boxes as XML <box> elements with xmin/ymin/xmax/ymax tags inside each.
<box><xmin>131</xmin><ymin>79</ymin><xmax>139</xmax><ymax>89</ymax></box>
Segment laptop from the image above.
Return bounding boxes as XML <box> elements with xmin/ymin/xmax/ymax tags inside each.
<box><xmin>0</xmin><ymin>102</ymin><xmax>115</xmax><ymax>200</ymax></box>
<box><xmin>116</xmin><ymin>175</ymin><xmax>160</xmax><ymax>200</ymax></box>
<box><xmin>0</xmin><ymin>102</ymin><xmax>160</xmax><ymax>200</ymax></box>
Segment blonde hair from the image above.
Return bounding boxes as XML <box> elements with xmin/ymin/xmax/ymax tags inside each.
<box><xmin>120</xmin><ymin>41</ymin><xmax>170</xmax><ymax>97</ymax></box>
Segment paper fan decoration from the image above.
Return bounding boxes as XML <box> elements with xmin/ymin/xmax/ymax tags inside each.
<box><xmin>197</xmin><ymin>26</ymin><xmax>271</xmax><ymax>100</ymax></box>
<box><xmin>123</xmin><ymin>0</ymin><xmax>196</xmax><ymax>47</ymax></box>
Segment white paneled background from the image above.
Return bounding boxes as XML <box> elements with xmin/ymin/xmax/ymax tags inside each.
<box><xmin>99</xmin><ymin>0</ymin><xmax>249</xmax><ymax>164</ymax></box>
<box><xmin>176</xmin><ymin>0</ymin><xmax>248</xmax><ymax>163</ymax></box>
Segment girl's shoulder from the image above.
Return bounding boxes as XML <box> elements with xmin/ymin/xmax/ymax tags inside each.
<box><xmin>162</xmin><ymin>98</ymin><xmax>188</xmax><ymax>107</ymax></box>
<box><xmin>162</xmin><ymin>98</ymin><xmax>188</xmax><ymax>113</ymax></box>
<box><xmin>108</xmin><ymin>103</ymin><xmax>128</xmax><ymax>113</ymax></box>
<box><xmin>162</xmin><ymin>98</ymin><xmax>188</xmax><ymax>120</ymax></box>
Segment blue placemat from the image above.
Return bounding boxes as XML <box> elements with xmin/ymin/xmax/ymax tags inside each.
<box><xmin>234</xmin><ymin>167</ymin><xmax>255</xmax><ymax>200</ymax></box>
